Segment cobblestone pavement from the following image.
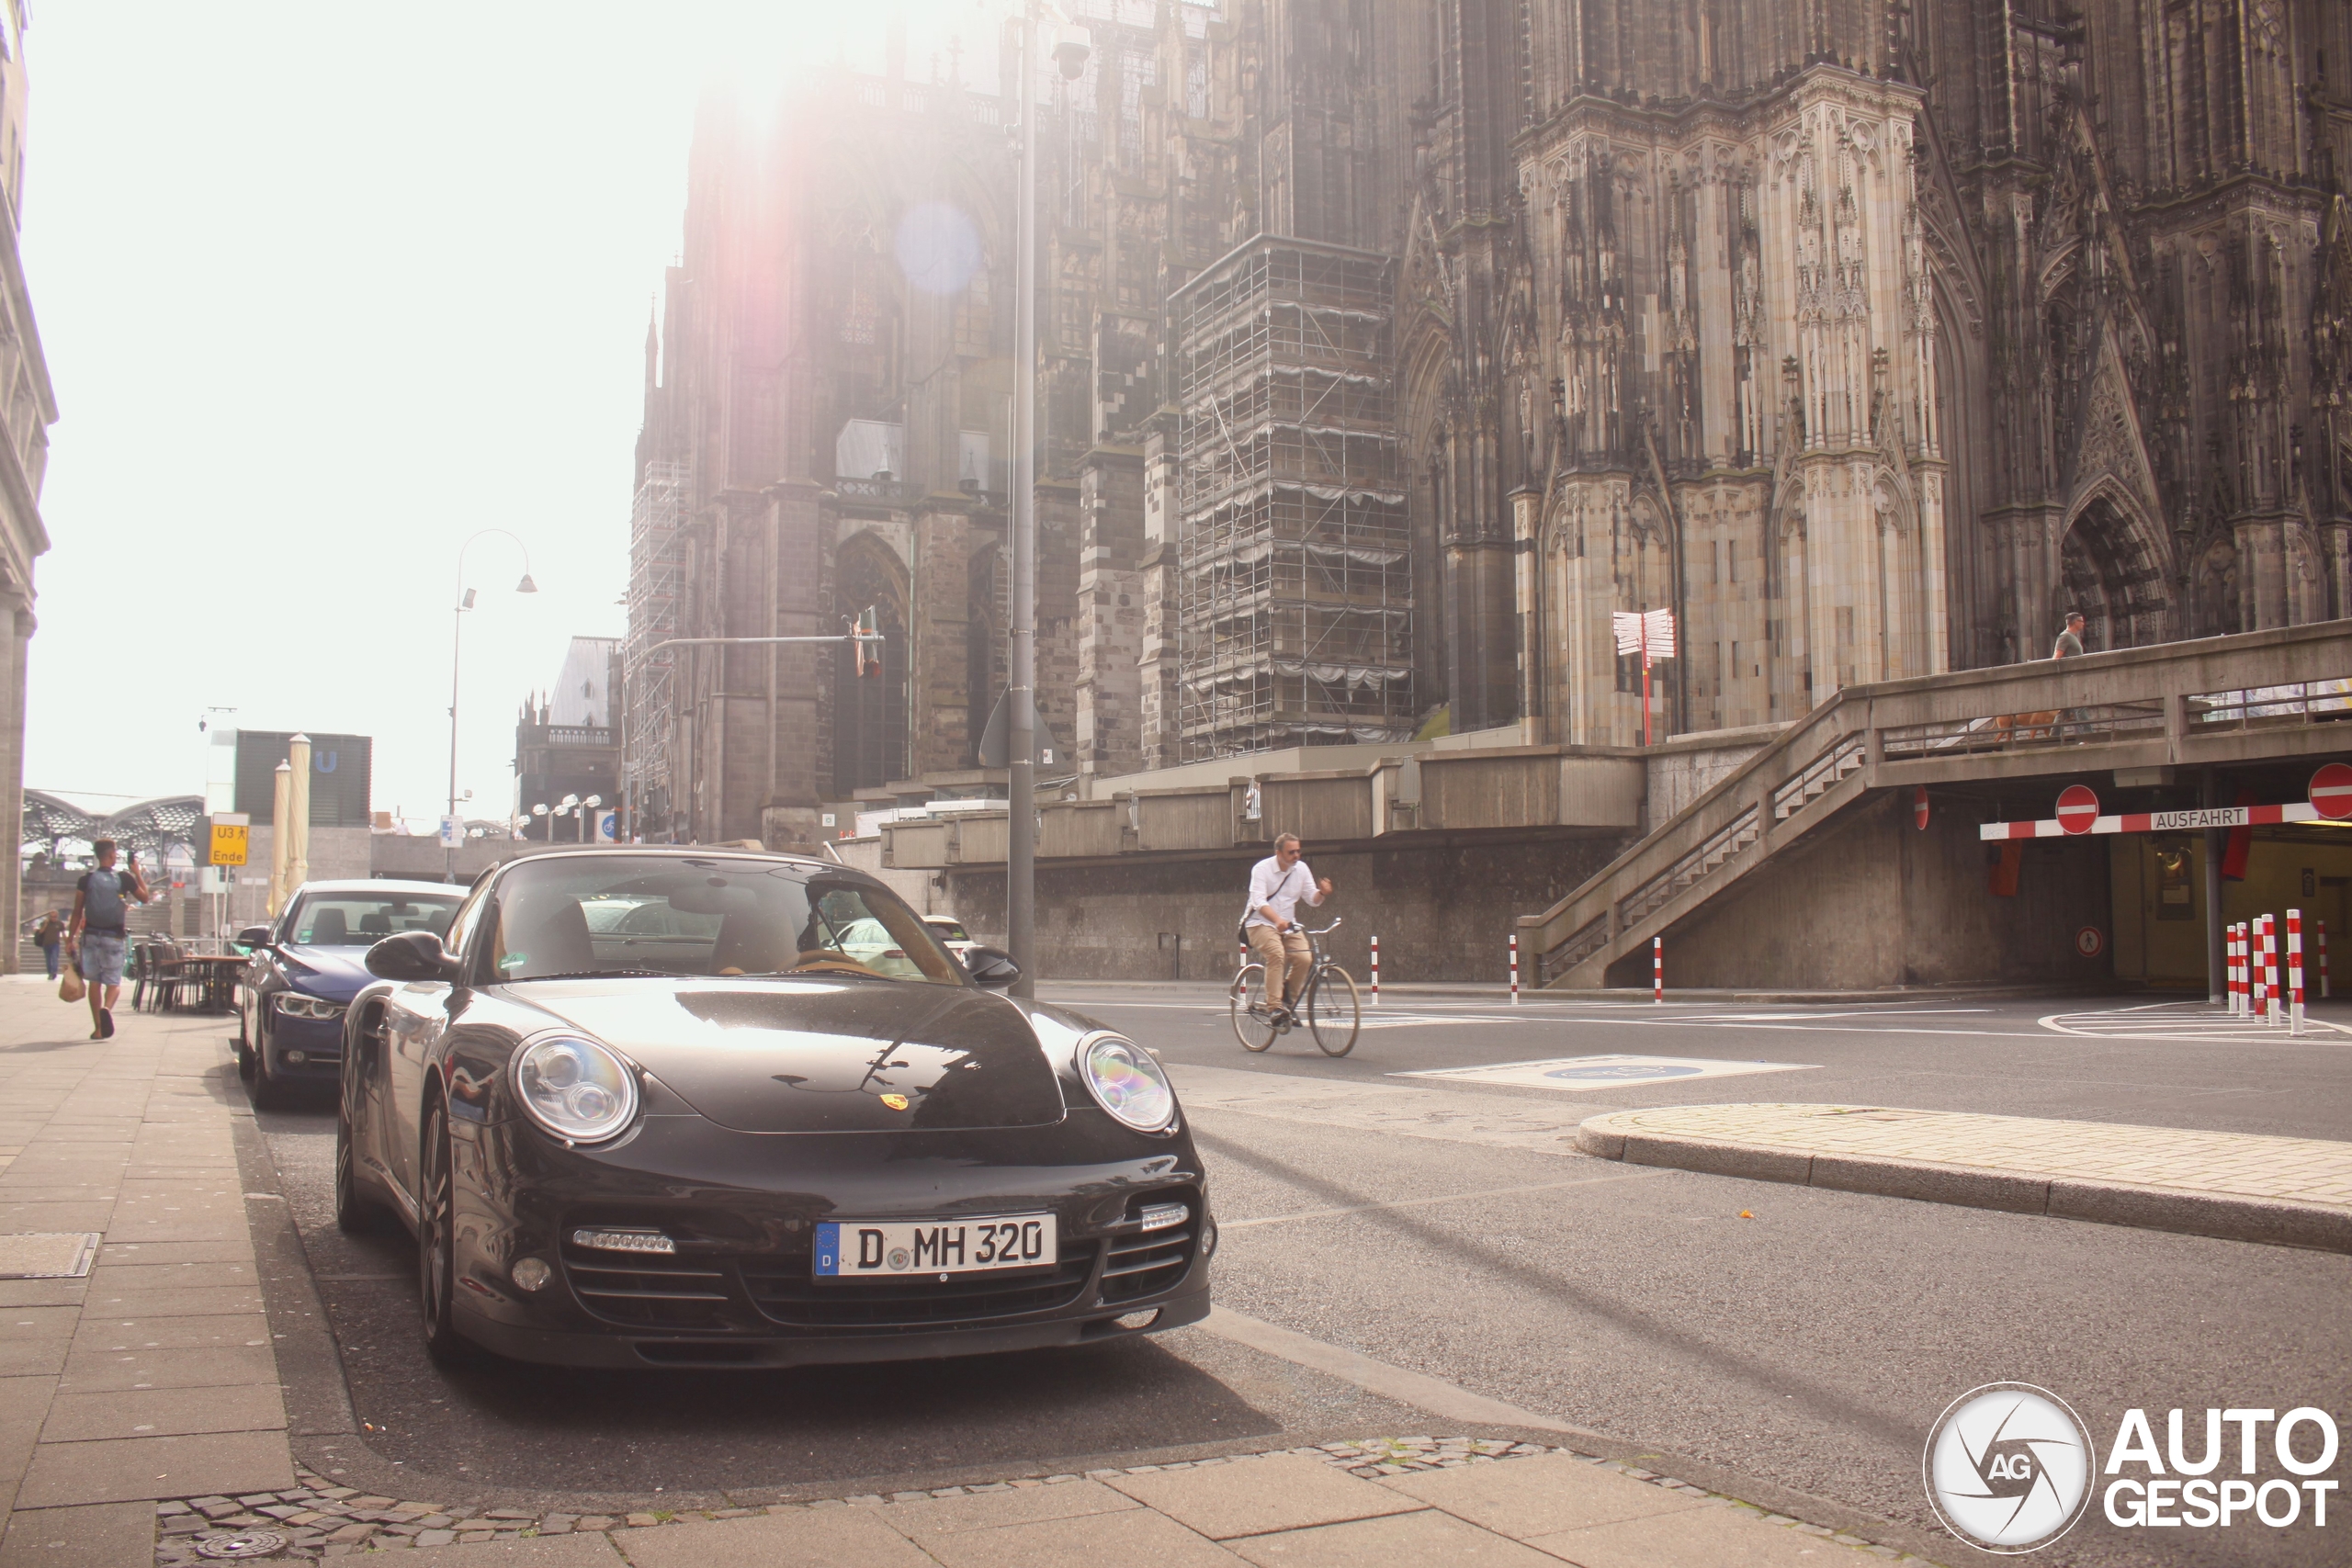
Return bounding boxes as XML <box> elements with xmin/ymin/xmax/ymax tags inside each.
<box><xmin>154</xmin><ymin>1441</ymin><xmax>1945</xmax><ymax>1565</ymax></box>
<box><xmin>1576</xmin><ymin>1102</ymin><xmax>2352</xmax><ymax>1208</ymax></box>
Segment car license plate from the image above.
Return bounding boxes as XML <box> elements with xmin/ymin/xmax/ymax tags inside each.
<box><xmin>813</xmin><ymin>1214</ymin><xmax>1057</xmax><ymax>1278</ymax></box>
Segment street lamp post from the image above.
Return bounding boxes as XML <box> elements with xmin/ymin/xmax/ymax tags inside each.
<box><xmin>1005</xmin><ymin>12</ymin><xmax>1089</xmax><ymax>1000</ymax></box>
<box><xmin>447</xmin><ymin>530</ymin><xmax>537</xmax><ymax>881</ymax></box>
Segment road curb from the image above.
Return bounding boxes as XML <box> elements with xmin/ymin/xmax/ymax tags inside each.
<box><xmin>1575</xmin><ymin>1118</ymin><xmax>2352</xmax><ymax>1254</ymax></box>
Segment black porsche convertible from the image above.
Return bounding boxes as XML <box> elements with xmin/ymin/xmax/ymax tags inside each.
<box><xmin>335</xmin><ymin>847</ymin><xmax>1212</xmax><ymax>1369</ymax></box>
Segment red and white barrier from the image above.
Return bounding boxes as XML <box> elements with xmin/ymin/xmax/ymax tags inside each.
<box><xmin>2266</xmin><ymin>913</ymin><xmax>2283</xmax><ymax>1027</ymax></box>
<box><xmin>1509</xmin><ymin>931</ymin><xmax>1520</xmax><ymax>1004</ymax></box>
<box><xmin>2249</xmin><ymin>919</ymin><xmax>2267</xmax><ymax>1020</ymax></box>
<box><xmin>2322</xmin><ymin>919</ymin><xmax>2332</xmax><ymax>1000</ymax></box>
<box><xmin>2289</xmin><ymin>908</ymin><xmax>2306</xmax><ymax>1035</ymax></box>
<box><xmin>2231</xmin><ymin>922</ymin><xmax>2247</xmax><ymax>1016</ymax></box>
<box><xmin>1653</xmin><ymin>936</ymin><xmax>1664</xmax><ymax>1003</ymax></box>
<box><xmin>1369</xmin><ymin>934</ymin><xmax>1380</xmax><ymax>1006</ymax></box>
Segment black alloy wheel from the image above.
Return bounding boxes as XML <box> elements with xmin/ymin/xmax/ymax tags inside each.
<box><xmin>417</xmin><ymin>1100</ymin><xmax>467</xmax><ymax>1362</ymax></box>
<box><xmin>333</xmin><ymin>1100</ymin><xmax>383</xmax><ymax>1235</ymax></box>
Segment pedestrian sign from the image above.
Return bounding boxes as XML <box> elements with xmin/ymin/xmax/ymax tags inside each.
<box><xmin>209</xmin><ymin>814</ymin><xmax>249</xmax><ymax>867</ymax></box>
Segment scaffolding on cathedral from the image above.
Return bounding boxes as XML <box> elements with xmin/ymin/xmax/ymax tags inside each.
<box><xmin>625</xmin><ymin>461</ymin><xmax>688</xmax><ymax>818</ymax></box>
<box><xmin>1170</xmin><ymin>238</ymin><xmax>1414</xmax><ymax>760</ymax></box>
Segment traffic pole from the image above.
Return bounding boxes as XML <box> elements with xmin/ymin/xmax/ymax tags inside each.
<box><xmin>2322</xmin><ymin>919</ymin><xmax>2332</xmax><ymax>999</ymax></box>
<box><xmin>2248</xmin><ymin>920</ymin><xmax>2264</xmax><ymax>1019</ymax></box>
<box><xmin>2224</xmin><ymin>923</ymin><xmax>2236</xmax><ymax>1015</ymax></box>
<box><xmin>2267</xmin><ymin>913</ymin><xmax>2283</xmax><ymax>1027</ymax></box>
<box><xmin>1509</xmin><ymin>931</ymin><xmax>1520</xmax><ymax>1004</ymax></box>
<box><xmin>2231</xmin><ymin>923</ymin><xmax>2245</xmax><ymax>1015</ymax></box>
<box><xmin>1653</xmin><ymin>935</ymin><xmax>1664</xmax><ymax>1003</ymax></box>
<box><xmin>2289</xmin><ymin>908</ymin><xmax>2306</xmax><ymax>1035</ymax></box>
<box><xmin>1370</xmin><ymin>934</ymin><xmax>1380</xmax><ymax>1007</ymax></box>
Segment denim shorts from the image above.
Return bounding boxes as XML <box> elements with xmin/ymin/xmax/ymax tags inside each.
<box><xmin>78</xmin><ymin>931</ymin><xmax>126</xmax><ymax>987</ymax></box>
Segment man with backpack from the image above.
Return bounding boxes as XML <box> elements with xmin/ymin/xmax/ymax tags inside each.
<box><xmin>67</xmin><ymin>840</ymin><xmax>154</xmax><ymax>1039</ymax></box>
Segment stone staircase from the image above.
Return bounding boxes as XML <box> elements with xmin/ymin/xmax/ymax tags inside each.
<box><xmin>1517</xmin><ymin>620</ymin><xmax>2352</xmax><ymax>988</ymax></box>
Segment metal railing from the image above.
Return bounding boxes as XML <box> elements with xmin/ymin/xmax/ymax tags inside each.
<box><xmin>1521</xmin><ymin>621</ymin><xmax>2352</xmax><ymax>987</ymax></box>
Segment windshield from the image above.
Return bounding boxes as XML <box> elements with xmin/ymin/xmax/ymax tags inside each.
<box><xmin>482</xmin><ymin>855</ymin><xmax>965</xmax><ymax>986</ymax></box>
<box><xmin>927</xmin><ymin>919</ymin><xmax>971</xmax><ymax>942</ymax></box>
<box><xmin>288</xmin><ymin>892</ymin><xmax>460</xmax><ymax>945</ymax></box>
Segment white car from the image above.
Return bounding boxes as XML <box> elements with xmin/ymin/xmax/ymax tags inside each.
<box><xmin>924</xmin><ymin>915</ymin><xmax>980</xmax><ymax>964</ymax></box>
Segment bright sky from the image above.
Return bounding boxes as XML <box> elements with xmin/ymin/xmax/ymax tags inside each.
<box><xmin>20</xmin><ymin>1</ymin><xmax>1012</xmax><ymax>829</ymax></box>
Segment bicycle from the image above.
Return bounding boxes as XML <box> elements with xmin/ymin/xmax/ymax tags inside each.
<box><xmin>1228</xmin><ymin>917</ymin><xmax>1361</xmax><ymax>1057</ymax></box>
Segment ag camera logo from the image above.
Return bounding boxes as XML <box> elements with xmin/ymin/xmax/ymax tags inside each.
<box><xmin>1924</xmin><ymin>1382</ymin><xmax>2096</xmax><ymax>1552</ymax></box>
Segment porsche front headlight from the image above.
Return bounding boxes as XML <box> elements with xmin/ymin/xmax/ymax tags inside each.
<box><xmin>513</xmin><ymin>1035</ymin><xmax>639</xmax><ymax>1143</ymax></box>
<box><xmin>1078</xmin><ymin>1032</ymin><xmax>1175</xmax><ymax>1133</ymax></box>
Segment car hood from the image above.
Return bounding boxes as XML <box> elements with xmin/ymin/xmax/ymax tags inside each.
<box><xmin>277</xmin><ymin>945</ymin><xmax>376</xmax><ymax>997</ymax></box>
<box><xmin>511</xmin><ymin>977</ymin><xmax>1068</xmax><ymax>1134</ymax></box>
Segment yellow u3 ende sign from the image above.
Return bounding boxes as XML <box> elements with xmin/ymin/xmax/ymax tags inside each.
<box><xmin>209</xmin><ymin>814</ymin><xmax>250</xmax><ymax>867</ymax></box>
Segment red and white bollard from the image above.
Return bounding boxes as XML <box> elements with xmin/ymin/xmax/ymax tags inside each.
<box><xmin>1369</xmin><ymin>934</ymin><xmax>1380</xmax><ymax>1007</ymax></box>
<box><xmin>1509</xmin><ymin>931</ymin><xmax>1520</xmax><ymax>1004</ymax></box>
<box><xmin>2321</xmin><ymin>919</ymin><xmax>2332</xmax><ymax>999</ymax></box>
<box><xmin>2289</xmin><ymin>908</ymin><xmax>2306</xmax><ymax>1035</ymax></box>
<box><xmin>2231</xmin><ymin>923</ymin><xmax>2246</xmax><ymax>1016</ymax></box>
<box><xmin>1653</xmin><ymin>935</ymin><xmax>1664</xmax><ymax>1004</ymax></box>
<box><xmin>2266</xmin><ymin>913</ymin><xmax>2283</xmax><ymax>1026</ymax></box>
<box><xmin>2248</xmin><ymin>920</ymin><xmax>2266</xmax><ymax>1019</ymax></box>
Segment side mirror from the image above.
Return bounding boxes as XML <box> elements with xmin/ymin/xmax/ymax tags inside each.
<box><xmin>963</xmin><ymin>946</ymin><xmax>1021</xmax><ymax>988</ymax></box>
<box><xmin>235</xmin><ymin>925</ymin><xmax>273</xmax><ymax>949</ymax></box>
<box><xmin>366</xmin><ymin>930</ymin><xmax>460</xmax><ymax>984</ymax></box>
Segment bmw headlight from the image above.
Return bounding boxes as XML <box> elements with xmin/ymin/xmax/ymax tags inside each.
<box><xmin>271</xmin><ymin>992</ymin><xmax>345</xmax><ymax>1021</ymax></box>
<box><xmin>1078</xmin><ymin>1032</ymin><xmax>1175</xmax><ymax>1133</ymax></box>
<box><xmin>513</xmin><ymin>1035</ymin><xmax>639</xmax><ymax>1144</ymax></box>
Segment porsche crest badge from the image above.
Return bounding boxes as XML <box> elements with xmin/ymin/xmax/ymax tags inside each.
<box><xmin>880</xmin><ymin>1093</ymin><xmax>910</xmax><ymax>1111</ymax></box>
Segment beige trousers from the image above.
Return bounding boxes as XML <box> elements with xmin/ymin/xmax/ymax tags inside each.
<box><xmin>1247</xmin><ymin>923</ymin><xmax>1311</xmax><ymax>1010</ymax></box>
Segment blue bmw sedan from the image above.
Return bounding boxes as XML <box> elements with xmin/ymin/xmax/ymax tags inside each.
<box><xmin>237</xmin><ymin>879</ymin><xmax>464</xmax><ymax>1107</ymax></box>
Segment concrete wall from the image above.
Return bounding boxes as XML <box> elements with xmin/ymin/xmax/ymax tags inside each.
<box><xmin>941</xmin><ymin>833</ymin><xmax>1630</xmax><ymax>985</ymax></box>
<box><xmin>1643</xmin><ymin>724</ymin><xmax>1788</xmax><ymax>829</ymax></box>
<box><xmin>1641</xmin><ymin>791</ymin><xmax>2115</xmax><ymax>991</ymax></box>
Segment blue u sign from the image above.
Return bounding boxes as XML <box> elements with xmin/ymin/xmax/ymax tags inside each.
<box><xmin>315</xmin><ymin>751</ymin><xmax>338</xmax><ymax>773</ymax></box>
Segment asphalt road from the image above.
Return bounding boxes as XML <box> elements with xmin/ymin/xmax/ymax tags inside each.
<box><xmin>245</xmin><ymin>988</ymin><xmax>2351</xmax><ymax>1567</ymax></box>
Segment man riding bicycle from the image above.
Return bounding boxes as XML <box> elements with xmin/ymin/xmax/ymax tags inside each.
<box><xmin>1242</xmin><ymin>832</ymin><xmax>1332</xmax><ymax>1021</ymax></box>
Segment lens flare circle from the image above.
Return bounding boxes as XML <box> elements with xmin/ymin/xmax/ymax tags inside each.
<box><xmin>895</xmin><ymin>201</ymin><xmax>983</xmax><ymax>296</ymax></box>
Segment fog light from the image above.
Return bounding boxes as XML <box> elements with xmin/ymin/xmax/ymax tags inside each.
<box><xmin>285</xmin><ymin>1049</ymin><xmax>306</xmax><ymax>1065</ymax></box>
<box><xmin>1201</xmin><ymin>1217</ymin><xmax>1218</xmax><ymax>1258</ymax></box>
<box><xmin>1137</xmin><ymin>1201</ymin><xmax>1190</xmax><ymax>1233</ymax></box>
<box><xmin>571</xmin><ymin>1228</ymin><xmax>675</xmax><ymax>1255</ymax></box>
<box><xmin>511</xmin><ymin>1257</ymin><xmax>552</xmax><ymax>1292</ymax></box>
<box><xmin>1114</xmin><ymin>1309</ymin><xmax>1160</xmax><ymax>1330</ymax></box>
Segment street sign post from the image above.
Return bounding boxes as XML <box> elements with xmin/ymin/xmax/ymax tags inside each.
<box><xmin>438</xmin><ymin>816</ymin><xmax>463</xmax><ymax>850</ymax></box>
<box><xmin>2054</xmin><ymin>784</ymin><xmax>2100</xmax><ymax>834</ymax></box>
<box><xmin>208</xmin><ymin>814</ymin><xmax>249</xmax><ymax>867</ymax></box>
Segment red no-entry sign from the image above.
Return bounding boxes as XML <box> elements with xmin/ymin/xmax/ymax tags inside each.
<box><xmin>2311</xmin><ymin>763</ymin><xmax>2352</xmax><ymax>819</ymax></box>
<box><xmin>1914</xmin><ymin>785</ymin><xmax>1930</xmax><ymax>831</ymax></box>
<box><xmin>2055</xmin><ymin>784</ymin><xmax>2100</xmax><ymax>835</ymax></box>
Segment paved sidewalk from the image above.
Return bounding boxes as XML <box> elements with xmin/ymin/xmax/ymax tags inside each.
<box><xmin>156</xmin><ymin>1444</ymin><xmax>1939</xmax><ymax>1567</ymax></box>
<box><xmin>1577</xmin><ymin>1101</ymin><xmax>2352</xmax><ymax>1251</ymax></box>
<box><xmin>0</xmin><ymin>987</ymin><xmax>1951</xmax><ymax>1568</ymax></box>
<box><xmin>0</xmin><ymin>985</ymin><xmax>296</xmax><ymax>1567</ymax></box>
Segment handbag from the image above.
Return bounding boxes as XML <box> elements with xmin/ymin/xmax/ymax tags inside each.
<box><xmin>58</xmin><ymin>963</ymin><xmax>85</xmax><ymax>1003</ymax></box>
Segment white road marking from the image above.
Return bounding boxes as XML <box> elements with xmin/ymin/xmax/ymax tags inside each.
<box><xmin>1194</xmin><ymin>1307</ymin><xmax>1573</xmax><ymax>1434</ymax></box>
<box><xmin>2038</xmin><ymin>1003</ymin><xmax>2352</xmax><ymax>1044</ymax></box>
<box><xmin>1396</xmin><ymin>1054</ymin><xmax>1818</xmax><ymax>1091</ymax></box>
<box><xmin>1173</xmin><ymin>1063</ymin><xmax>1593</xmax><ymax>1155</ymax></box>
<box><xmin>1220</xmin><ymin>1168</ymin><xmax>1674</xmax><ymax>1231</ymax></box>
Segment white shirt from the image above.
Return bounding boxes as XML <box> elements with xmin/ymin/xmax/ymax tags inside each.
<box><xmin>1243</xmin><ymin>855</ymin><xmax>1319</xmax><ymax>930</ymax></box>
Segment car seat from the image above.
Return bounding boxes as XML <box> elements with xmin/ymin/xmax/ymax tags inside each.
<box><xmin>499</xmin><ymin>896</ymin><xmax>596</xmax><ymax>977</ymax></box>
<box><xmin>309</xmin><ymin>908</ymin><xmax>348</xmax><ymax>945</ymax></box>
<box><xmin>359</xmin><ymin>911</ymin><xmax>391</xmax><ymax>935</ymax></box>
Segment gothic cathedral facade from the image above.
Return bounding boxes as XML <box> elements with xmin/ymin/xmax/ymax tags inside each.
<box><xmin>631</xmin><ymin>1</ymin><xmax>2352</xmax><ymax>845</ymax></box>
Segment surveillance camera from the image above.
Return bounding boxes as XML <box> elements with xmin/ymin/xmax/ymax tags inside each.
<box><xmin>1054</xmin><ymin>39</ymin><xmax>1090</xmax><ymax>80</ymax></box>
